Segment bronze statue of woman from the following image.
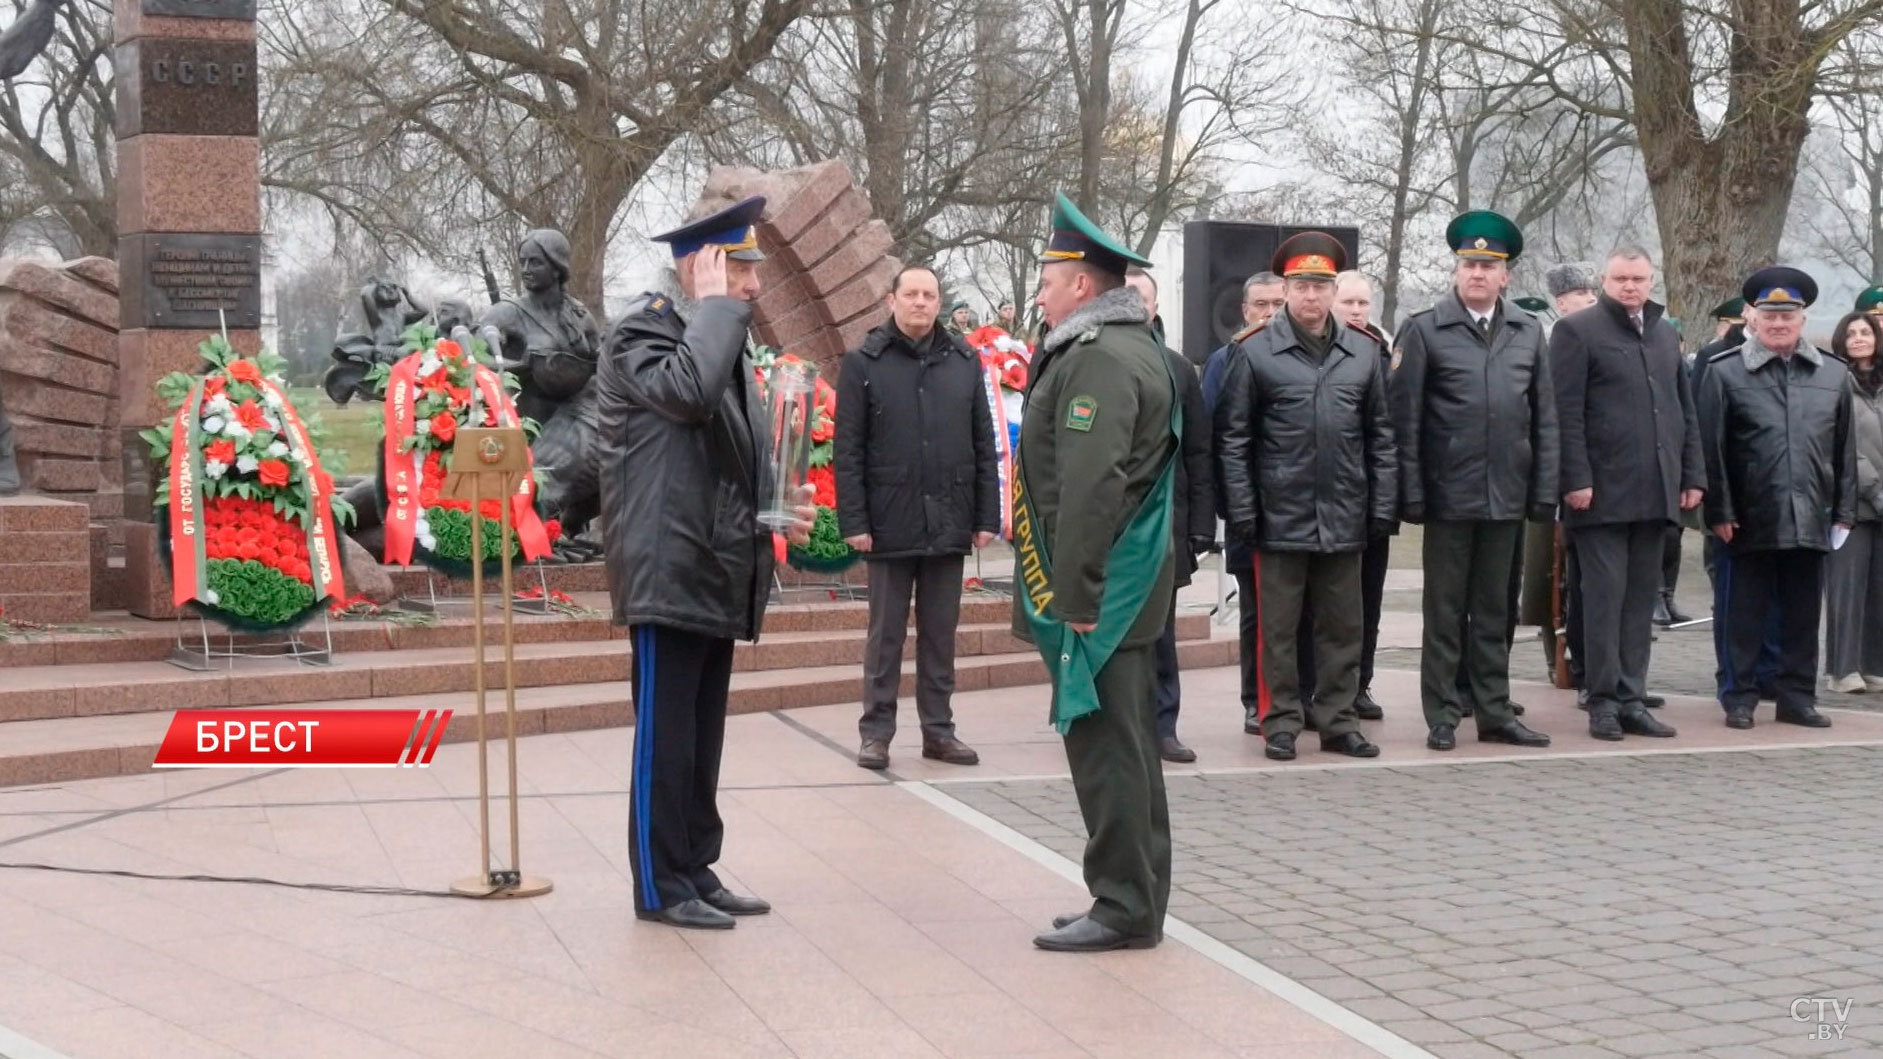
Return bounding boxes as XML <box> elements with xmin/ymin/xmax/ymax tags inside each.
<box><xmin>478</xmin><ymin>230</ymin><xmax>603</xmax><ymax>425</ymax></box>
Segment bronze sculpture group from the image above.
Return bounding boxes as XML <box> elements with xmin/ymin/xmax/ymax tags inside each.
<box><xmin>324</xmin><ymin>228</ymin><xmax>607</xmax><ymax>562</ymax></box>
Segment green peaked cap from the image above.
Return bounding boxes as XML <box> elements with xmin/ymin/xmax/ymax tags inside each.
<box><xmin>1039</xmin><ymin>192</ymin><xmax>1154</xmax><ymax>275</ymax></box>
<box><xmin>1514</xmin><ymin>296</ymin><xmax>1550</xmax><ymax>314</ymax></box>
<box><xmin>1711</xmin><ymin>296</ymin><xmax>1746</xmax><ymax>322</ymax></box>
<box><xmin>1446</xmin><ymin>210</ymin><xmax>1523</xmax><ymax>263</ymax></box>
<box><xmin>1857</xmin><ymin>286</ymin><xmax>1883</xmax><ymax>313</ymax></box>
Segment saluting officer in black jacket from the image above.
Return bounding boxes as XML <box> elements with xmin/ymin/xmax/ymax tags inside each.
<box><xmin>1216</xmin><ymin>233</ymin><xmax>1397</xmax><ymax>762</ymax></box>
<box><xmin>1389</xmin><ymin>211</ymin><xmax>1558</xmax><ymax>752</ymax></box>
<box><xmin>598</xmin><ymin>196</ymin><xmax>815</xmax><ymax>931</ymax></box>
<box><xmin>1698</xmin><ymin>267</ymin><xmax>1855</xmax><ymax>731</ymax></box>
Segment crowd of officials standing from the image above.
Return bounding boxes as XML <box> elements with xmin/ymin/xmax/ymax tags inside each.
<box><xmin>595</xmin><ymin>185</ymin><xmax>1883</xmax><ymax>952</ymax></box>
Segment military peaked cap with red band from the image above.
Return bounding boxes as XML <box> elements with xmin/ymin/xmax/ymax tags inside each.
<box><xmin>1271</xmin><ymin>232</ymin><xmax>1347</xmax><ymax>279</ymax></box>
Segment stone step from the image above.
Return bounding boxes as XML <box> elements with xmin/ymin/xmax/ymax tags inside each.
<box><xmin>0</xmin><ymin>638</ymin><xmax>1237</xmax><ymax>786</ymax></box>
<box><xmin>0</xmin><ymin>615</ymin><xmax>1216</xmax><ymax>723</ymax></box>
<box><xmin>0</xmin><ymin>594</ymin><xmax>1034</xmax><ymax>668</ymax></box>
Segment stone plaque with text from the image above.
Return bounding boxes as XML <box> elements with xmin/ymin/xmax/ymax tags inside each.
<box><xmin>141</xmin><ymin>0</ymin><xmax>257</xmax><ymax>19</ymax></box>
<box><xmin>121</xmin><ymin>233</ymin><xmax>262</xmax><ymax>330</ymax></box>
<box><xmin>116</xmin><ymin>38</ymin><xmax>257</xmax><ymax>138</ymax></box>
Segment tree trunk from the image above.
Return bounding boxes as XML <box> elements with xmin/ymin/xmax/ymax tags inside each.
<box><xmin>1075</xmin><ymin>0</ymin><xmax>1114</xmax><ymax>212</ymax></box>
<box><xmin>1624</xmin><ymin>0</ymin><xmax>1818</xmax><ymax>338</ymax></box>
<box><xmin>1379</xmin><ymin>0</ymin><xmax>1439</xmax><ymax>332</ymax></box>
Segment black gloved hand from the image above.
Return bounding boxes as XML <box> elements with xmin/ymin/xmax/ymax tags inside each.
<box><xmin>1188</xmin><ymin>535</ymin><xmax>1216</xmax><ymax>557</ymax></box>
<box><xmin>1231</xmin><ymin>520</ymin><xmax>1258</xmax><ymax>543</ymax></box>
<box><xmin>1400</xmin><ymin>504</ymin><xmax>1424</xmax><ymax>526</ymax></box>
<box><xmin>1370</xmin><ymin>519</ymin><xmax>1397</xmax><ymax>540</ymax></box>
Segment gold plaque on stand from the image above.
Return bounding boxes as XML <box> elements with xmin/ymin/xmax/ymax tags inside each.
<box><xmin>444</xmin><ymin>428</ymin><xmax>552</xmax><ymax>899</ymax></box>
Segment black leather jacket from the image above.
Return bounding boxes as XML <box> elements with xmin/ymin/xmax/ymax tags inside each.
<box><xmin>596</xmin><ymin>293</ymin><xmax>775</xmax><ymax>641</ymax></box>
<box><xmin>1214</xmin><ymin>311</ymin><xmax>1398</xmax><ymax>552</ymax></box>
<box><xmin>1698</xmin><ymin>337</ymin><xmax>1857</xmax><ymax>554</ymax></box>
<box><xmin>1389</xmin><ymin>293</ymin><xmax>1559</xmax><ymax>522</ymax></box>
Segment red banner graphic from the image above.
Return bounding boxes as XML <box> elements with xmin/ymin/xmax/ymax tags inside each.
<box><xmin>153</xmin><ymin>709</ymin><xmax>452</xmax><ymax>768</ymax></box>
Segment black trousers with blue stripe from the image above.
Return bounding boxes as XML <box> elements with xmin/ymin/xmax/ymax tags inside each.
<box><xmin>1714</xmin><ymin>548</ymin><xmax>1822</xmax><ymax>716</ymax></box>
<box><xmin>629</xmin><ymin>624</ymin><xmax>734</xmax><ymax>913</ymax></box>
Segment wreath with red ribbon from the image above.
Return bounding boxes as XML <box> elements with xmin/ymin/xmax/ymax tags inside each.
<box><xmin>141</xmin><ymin>337</ymin><xmax>355</xmax><ymax>632</ymax></box>
<box><xmin>364</xmin><ymin>325</ymin><xmax>559</xmax><ymax>577</ymax></box>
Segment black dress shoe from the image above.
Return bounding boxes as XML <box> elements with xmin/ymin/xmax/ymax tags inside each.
<box><xmin>1033</xmin><ymin>916</ymin><xmax>1157</xmax><ymax>952</ymax></box>
<box><xmin>1587</xmin><ymin>704</ymin><xmax>1624</xmax><ymax>741</ymax></box>
<box><xmin>1051</xmin><ymin>912</ymin><xmax>1086</xmax><ymax>930</ymax></box>
<box><xmin>1652</xmin><ymin>595</ymin><xmax>1674</xmax><ymax>627</ymax></box>
<box><xmin>1479</xmin><ymin>720</ymin><xmax>1552</xmax><ymax>747</ymax></box>
<box><xmin>1265</xmin><ymin>732</ymin><xmax>1296</xmax><ymax>761</ymax></box>
<box><xmin>1159</xmin><ymin>736</ymin><xmax>1197</xmax><ymax>763</ymax></box>
<box><xmin>1353</xmin><ymin>689</ymin><xmax>1384</xmax><ymax>721</ymax></box>
<box><xmin>700</xmin><ymin>888</ymin><xmax>771</xmax><ymax>916</ymax></box>
<box><xmin>1577</xmin><ymin>688</ymin><xmax>1591</xmax><ymax>711</ymax></box>
<box><xmin>637</xmin><ymin>899</ymin><xmax>735</xmax><ymax>930</ymax></box>
<box><xmin>1427</xmin><ymin>724</ymin><xmax>1456</xmax><ymax>751</ymax></box>
<box><xmin>1725</xmin><ymin>707</ymin><xmax>1755</xmax><ymax>729</ymax></box>
<box><xmin>858</xmin><ymin>739</ymin><xmax>889</xmax><ymax>770</ymax></box>
<box><xmin>1776</xmin><ymin>705</ymin><xmax>1832</xmax><ymax>728</ymax></box>
<box><xmin>1321</xmin><ymin>731</ymin><xmax>1380</xmax><ymax>758</ymax></box>
<box><xmin>1511</xmin><ymin>701</ymin><xmax>1526</xmax><ymax>716</ymax></box>
<box><xmin>1244</xmin><ymin>710</ymin><xmax>1262</xmax><ymax>735</ymax></box>
<box><xmin>1664</xmin><ymin>595</ymin><xmax>1693</xmax><ymax>623</ymax></box>
<box><xmin>1618</xmin><ymin>704</ymin><xmax>1676</xmax><ymax>737</ymax></box>
<box><xmin>1642</xmin><ymin>692</ymin><xmax>1666</xmax><ymax>708</ymax></box>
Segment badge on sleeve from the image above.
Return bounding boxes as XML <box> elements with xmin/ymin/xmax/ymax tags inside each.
<box><xmin>1066</xmin><ymin>395</ymin><xmax>1098</xmax><ymax>431</ymax></box>
<box><xmin>1390</xmin><ymin>347</ymin><xmax>1403</xmax><ymax>371</ymax></box>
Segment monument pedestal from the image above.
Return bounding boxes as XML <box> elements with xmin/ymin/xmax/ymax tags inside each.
<box><xmin>0</xmin><ymin>496</ymin><xmax>91</xmax><ymax>623</ymax></box>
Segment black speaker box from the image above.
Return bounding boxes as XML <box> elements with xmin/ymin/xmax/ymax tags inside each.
<box><xmin>1180</xmin><ymin>221</ymin><xmax>1361</xmax><ymax>364</ymax></box>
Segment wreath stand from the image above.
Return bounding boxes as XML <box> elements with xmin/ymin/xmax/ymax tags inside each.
<box><xmin>445</xmin><ymin>426</ymin><xmax>552</xmax><ymax>899</ymax></box>
<box><xmin>168</xmin><ymin>611</ymin><xmax>335</xmax><ymax>671</ymax></box>
<box><xmin>397</xmin><ymin>561</ymin><xmax>555</xmax><ymax>617</ymax></box>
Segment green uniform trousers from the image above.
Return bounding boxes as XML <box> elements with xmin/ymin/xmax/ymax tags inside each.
<box><xmin>1255</xmin><ymin>550</ymin><xmax>1363</xmax><ymax>738</ymax></box>
<box><xmin>1422</xmin><ymin>520</ymin><xmax>1524</xmax><ymax>730</ymax></box>
<box><xmin>1062</xmin><ymin>643</ymin><xmax>1170</xmax><ymax>939</ymax></box>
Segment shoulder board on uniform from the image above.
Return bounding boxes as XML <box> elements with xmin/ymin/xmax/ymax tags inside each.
<box><xmin>642</xmin><ymin>293</ymin><xmax>674</xmax><ymax>317</ymax></box>
<box><xmin>1706</xmin><ymin>344</ymin><xmax>1746</xmax><ymax>364</ymax></box>
<box><xmin>1077</xmin><ymin>325</ymin><xmax>1104</xmax><ymax>345</ymax></box>
<box><xmin>1231</xmin><ymin>320</ymin><xmax>1268</xmax><ymax>343</ymax></box>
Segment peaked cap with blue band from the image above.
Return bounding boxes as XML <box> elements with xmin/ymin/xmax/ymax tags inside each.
<box><xmin>1038</xmin><ymin>192</ymin><xmax>1153</xmax><ymax>276</ymax></box>
<box><xmin>1446</xmin><ymin>210</ymin><xmax>1523</xmax><ymax>263</ymax></box>
<box><xmin>1742</xmin><ymin>266</ymin><xmax>1816</xmax><ymax>312</ymax></box>
<box><xmin>652</xmin><ymin>195</ymin><xmax>768</xmax><ymax>261</ymax></box>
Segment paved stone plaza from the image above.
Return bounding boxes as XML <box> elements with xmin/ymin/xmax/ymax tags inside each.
<box><xmin>947</xmin><ymin>748</ymin><xmax>1883</xmax><ymax>1058</ymax></box>
<box><xmin>0</xmin><ymin>543</ymin><xmax>1881</xmax><ymax>1057</ymax></box>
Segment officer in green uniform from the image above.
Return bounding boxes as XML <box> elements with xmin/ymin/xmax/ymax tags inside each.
<box><xmin>1856</xmin><ymin>286</ymin><xmax>1883</xmax><ymax>319</ymax></box>
<box><xmin>1013</xmin><ymin>193</ymin><xmax>1177</xmax><ymax>953</ymax></box>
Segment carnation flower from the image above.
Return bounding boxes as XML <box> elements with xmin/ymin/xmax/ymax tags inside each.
<box><xmin>201</xmin><ymin>415</ymin><xmax>225</xmax><ymax>435</ymax></box>
<box><xmin>266</xmin><ymin>441</ymin><xmax>289</xmax><ymax>458</ymax></box>
<box><xmin>204</xmin><ymin>459</ymin><xmax>229</xmax><ymax>479</ymax></box>
<box><xmin>236</xmin><ymin>454</ymin><xmax>259</xmax><ymax>474</ymax></box>
<box><xmin>415</xmin><ymin>418</ymin><xmax>432</xmax><ymax>436</ymax></box>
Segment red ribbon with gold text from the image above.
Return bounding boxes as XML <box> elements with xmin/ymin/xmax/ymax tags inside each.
<box><xmin>471</xmin><ymin>364</ymin><xmax>552</xmax><ymax>561</ymax></box>
<box><xmin>168</xmin><ymin>379</ymin><xmax>209</xmax><ymax>606</ymax></box>
<box><xmin>381</xmin><ymin>355</ymin><xmax>423</xmax><ymax>565</ymax></box>
<box><xmin>264</xmin><ymin>379</ymin><xmax>347</xmax><ymax>604</ymax></box>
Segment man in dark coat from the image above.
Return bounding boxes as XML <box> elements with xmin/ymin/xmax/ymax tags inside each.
<box><xmin>1699</xmin><ymin>267</ymin><xmax>1855</xmax><ymax>730</ymax></box>
<box><xmin>836</xmin><ymin>264</ymin><xmax>1000</xmax><ymax>771</ymax></box>
<box><xmin>597</xmin><ymin>197</ymin><xmax>814</xmax><ymax>931</ymax></box>
<box><xmin>1333</xmin><ymin>269</ymin><xmax>1395</xmax><ymax>720</ymax></box>
<box><xmin>1550</xmin><ymin>247</ymin><xmax>1702</xmax><ymax>741</ymax></box>
<box><xmin>1126</xmin><ymin>267</ymin><xmax>1215</xmax><ymax>763</ymax></box>
<box><xmin>1390</xmin><ymin>211</ymin><xmax>1557</xmax><ymax>752</ymax></box>
<box><xmin>1199</xmin><ymin>271</ymin><xmax>1286</xmax><ymax>734</ymax></box>
<box><xmin>1216</xmin><ymin>233</ymin><xmax>1396</xmax><ymax>762</ymax></box>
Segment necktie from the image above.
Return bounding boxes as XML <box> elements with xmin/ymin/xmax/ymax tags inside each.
<box><xmin>1632</xmin><ymin>313</ymin><xmax>1644</xmax><ymax>334</ymax></box>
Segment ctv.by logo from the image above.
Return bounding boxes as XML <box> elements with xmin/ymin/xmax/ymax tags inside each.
<box><xmin>1791</xmin><ymin>997</ymin><xmax>1853</xmax><ymax>1041</ymax></box>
